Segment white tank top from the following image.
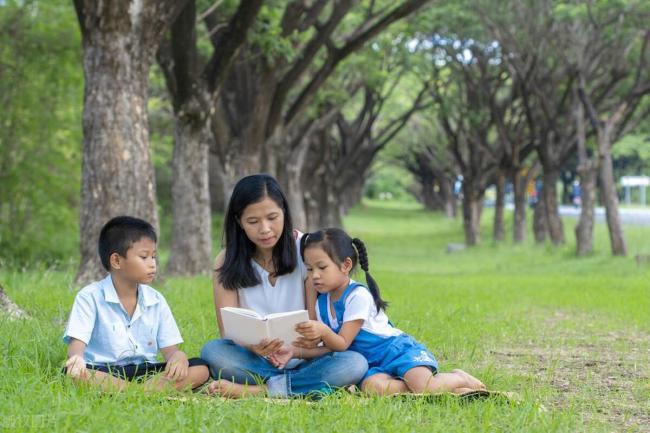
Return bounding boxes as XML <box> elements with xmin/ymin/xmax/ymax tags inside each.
<box><xmin>237</xmin><ymin>236</ymin><xmax>307</xmax><ymax>316</ymax></box>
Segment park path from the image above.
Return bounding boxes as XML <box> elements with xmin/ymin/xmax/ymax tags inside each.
<box><xmin>558</xmin><ymin>205</ymin><xmax>650</xmax><ymax>226</ymax></box>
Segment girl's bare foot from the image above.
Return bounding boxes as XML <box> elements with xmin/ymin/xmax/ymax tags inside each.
<box><xmin>452</xmin><ymin>369</ymin><xmax>486</xmax><ymax>390</ymax></box>
<box><xmin>206</xmin><ymin>379</ymin><xmax>265</xmax><ymax>398</ymax></box>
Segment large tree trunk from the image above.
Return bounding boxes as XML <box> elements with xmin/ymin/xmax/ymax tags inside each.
<box><xmin>575</xmin><ymin>163</ymin><xmax>597</xmax><ymax>256</ymax></box>
<box><xmin>0</xmin><ymin>284</ymin><xmax>28</xmax><ymax>319</ymax></box>
<box><xmin>167</xmin><ymin>117</ymin><xmax>212</xmax><ymax>275</ymax></box>
<box><xmin>73</xmin><ymin>1</ymin><xmax>185</xmax><ymax>284</ymax></box>
<box><xmin>493</xmin><ymin>171</ymin><xmax>506</xmax><ymax>242</ymax></box>
<box><xmin>599</xmin><ymin>143</ymin><xmax>627</xmax><ymax>256</ymax></box>
<box><xmin>542</xmin><ymin>168</ymin><xmax>565</xmax><ymax>244</ymax></box>
<box><xmin>462</xmin><ymin>182</ymin><xmax>483</xmax><ymax>246</ymax></box>
<box><xmin>512</xmin><ymin>169</ymin><xmax>527</xmax><ymax>243</ymax></box>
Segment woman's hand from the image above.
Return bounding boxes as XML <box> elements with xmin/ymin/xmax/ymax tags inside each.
<box><xmin>267</xmin><ymin>345</ymin><xmax>295</xmax><ymax>369</ymax></box>
<box><xmin>247</xmin><ymin>338</ymin><xmax>283</xmax><ymax>357</ymax></box>
<box><xmin>292</xmin><ymin>335</ymin><xmax>322</xmax><ymax>349</ymax></box>
<box><xmin>295</xmin><ymin>320</ymin><xmax>329</xmax><ymax>340</ymax></box>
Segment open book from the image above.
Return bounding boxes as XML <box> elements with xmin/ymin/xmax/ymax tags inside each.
<box><xmin>220</xmin><ymin>307</ymin><xmax>309</xmax><ymax>346</ymax></box>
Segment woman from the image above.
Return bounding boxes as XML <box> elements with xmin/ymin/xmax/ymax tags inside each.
<box><xmin>201</xmin><ymin>174</ymin><xmax>368</xmax><ymax>398</ymax></box>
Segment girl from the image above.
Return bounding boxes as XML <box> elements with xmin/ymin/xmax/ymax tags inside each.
<box><xmin>201</xmin><ymin>175</ymin><xmax>368</xmax><ymax>398</ymax></box>
<box><xmin>270</xmin><ymin>227</ymin><xmax>486</xmax><ymax>396</ymax></box>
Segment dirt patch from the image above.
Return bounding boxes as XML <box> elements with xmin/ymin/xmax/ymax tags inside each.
<box><xmin>488</xmin><ymin>309</ymin><xmax>650</xmax><ymax>432</ymax></box>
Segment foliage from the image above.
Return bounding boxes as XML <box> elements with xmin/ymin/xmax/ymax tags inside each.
<box><xmin>0</xmin><ymin>0</ymin><xmax>82</xmax><ymax>267</ymax></box>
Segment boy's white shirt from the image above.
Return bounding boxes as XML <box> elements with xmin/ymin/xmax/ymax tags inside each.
<box><xmin>316</xmin><ymin>281</ymin><xmax>402</xmax><ymax>338</ymax></box>
<box><xmin>63</xmin><ymin>274</ymin><xmax>183</xmax><ymax>366</ymax></box>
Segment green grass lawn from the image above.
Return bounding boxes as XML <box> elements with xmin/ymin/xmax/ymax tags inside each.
<box><xmin>1</xmin><ymin>201</ymin><xmax>649</xmax><ymax>432</ymax></box>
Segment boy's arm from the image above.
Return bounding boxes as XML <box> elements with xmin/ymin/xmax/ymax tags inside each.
<box><xmin>65</xmin><ymin>338</ymin><xmax>88</xmax><ymax>378</ymax></box>
<box><xmin>160</xmin><ymin>345</ymin><xmax>189</xmax><ymax>381</ymax></box>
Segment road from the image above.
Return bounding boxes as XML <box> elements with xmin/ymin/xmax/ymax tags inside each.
<box><xmin>559</xmin><ymin>205</ymin><xmax>650</xmax><ymax>226</ymax></box>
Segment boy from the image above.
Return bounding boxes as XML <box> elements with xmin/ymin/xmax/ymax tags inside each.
<box><xmin>63</xmin><ymin>216</ymin><xmax>209</xmax><ymax>391</ymax></box>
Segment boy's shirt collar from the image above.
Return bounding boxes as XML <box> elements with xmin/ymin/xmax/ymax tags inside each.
<box><xmin>101</xmin><ymin>274</ymin><xmax>160</xmax><ymax>308</ymax></box>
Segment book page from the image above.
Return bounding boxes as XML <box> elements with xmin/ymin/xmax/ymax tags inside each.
<box><xmin>220</xmin><ymin>308</ymin><xmax>268</xmax><ymax>346</ymax></box>
<box><xmin>220</xmin><ymin>306</ymin><xmax>263</xmax><ymax>319</ymax></box>
<box><xmin>266</xmin><ymin>310</ymin><xmax>309</xmax><ymax>345</ymax></box>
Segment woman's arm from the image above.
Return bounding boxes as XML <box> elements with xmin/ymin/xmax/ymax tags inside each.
<box><xmin>212</xmin><ymin>250</ymin><xmax>239</xmax><ymax>337</ymax></box>
<box><xmin>213</xmin><ymin>249</ymin><xmax>282</xmax><ymax>356</ymax></box>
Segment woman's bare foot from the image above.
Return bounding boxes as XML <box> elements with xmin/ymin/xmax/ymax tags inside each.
<box><xmin>452</xmin><ymin>369</ymin><xmax>486</xmax><ymax>390</ymax></box>
<box><xmin>206</xmin><ymin>379</ymin><xmax>265</xmax><ymax>398</ymax></box>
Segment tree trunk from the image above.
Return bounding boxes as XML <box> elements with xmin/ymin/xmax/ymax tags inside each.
<box><xmin>493</xmin><ymin>171</ymin><xmax>506</xmax><ymax>242</ymax></box>
<box><xmin>440</xmin><ymin>177</ymin><xmax>457</xmax><ymax>218</ymax></box>
<box><xmin>533</xmin><ymin>188</ymin><xmax>548</xmax><ymax>243</ymax></box>
<box><xmin>74</xmin><ymin>1</ymin><xmax>184</xmax><ymax>284</ymax></box>
<box><xmin>575</xmin><ymin>163</ymin><xmax>597</xmax><ymax>256</ymax></box>
<box><xmin>167</xmin><ymin>116</ymin><xmax>212</xmax><ymax>275</ymax></box>
<box><xmin>512</xmin><ymin>169</ymin><xmax>527</xmax><ymax>243</ymax></box>
<box><xmin>599</xmin><ymin>143</ymin><xmax>627</xmax><ymax>256</ymax></box>
<box><xmin>542</xmin><ymin>168</ymin><xmax>565</xmax><ymax>244</ymax></box>
<box><xmin>286</xmin><ymin>165</ymin><xmax>307</xmax><ymax>231</ymax></box>
<box><xmin>209</xmin><ymin>153</ymin><xmax>226</xmax><ymax>213</ymax></box>
<box><xmin>0</xmin><ymin>284</ymin><xmax>28</xmax><ymax>319</ymax></box>
<box><xmin>462</xmin><ymin>182</ymin><xmax>483</xmax><ymax>246</ymax></box>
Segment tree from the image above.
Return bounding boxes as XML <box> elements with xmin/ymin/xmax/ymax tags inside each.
<box><xmin>0</xmin><ymin>283</ymin><xmax>28</xmax><ymax>319</ymax></box>
<box><xmin>0</xmin><ymin>0</ymin><xmax>82</xmax><ymax>265</ymax></box>
<box><xmin>396</xmin><ymin>115</ymin><xmax>458</xmax><ymax>217</ymax></box>
<box><xmin>73</xmin><ymin>0</ymin><xmax>190</xmax><ymax>284</ymax></box>
<box><xmin>157</xmin><ymin>0</ymin><xmax>264</xmax><ymax>275</ymax></box>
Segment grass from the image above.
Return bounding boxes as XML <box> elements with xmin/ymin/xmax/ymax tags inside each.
<box><xmin>1</xmin><ymin>201</ymin><xmax>649</xmax><ymax>432</ymax></box>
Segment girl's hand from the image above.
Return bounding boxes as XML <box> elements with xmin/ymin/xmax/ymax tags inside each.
<box><xmin>267</xmin><ymin>345</ymin><xmax>295</xmax><ymax>369</ymax></box>
<box><xmin>292</xmin><ymin>335</ymin><xmax>322</xmax><ymax>349</ymax></box>
<box><xmin>65</xmin><ymin>354</ymin><xmax>88</xmax><ymax>379</ymax></box>
<box><xmin>295</xmin><ymin>320</ymin><xmax>328</xmax><ymax>340</ymax></box>
<box><xmin>248</xmin><ymin>338</ymin><xmax>283</xmax><ymax>357</ymax></box>
<box><xmin>164</xmin><ymin>351</ymin><xmax>189</xmax><ymax>381</ymax></box>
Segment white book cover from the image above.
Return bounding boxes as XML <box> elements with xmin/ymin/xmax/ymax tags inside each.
<box><xmin>220</xmin><ymin>307</ymin><xmax>309</xmax><ymax>346</ymax></box>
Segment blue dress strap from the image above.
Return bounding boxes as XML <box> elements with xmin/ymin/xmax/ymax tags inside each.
<box><xmin>317</xmin><ymin>281</ymin><xmax>365</xmax><ymax>333</ymax></box>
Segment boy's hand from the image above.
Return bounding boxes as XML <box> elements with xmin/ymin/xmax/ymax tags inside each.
<box><xmin>164</xmin><ymin>351</ymin><xmax>189</xmax><ymax>381</ymax></box>
<box><xmin>65</xmin><ymin>355</ymin><xmax>88</xmax><ymax>379</ymax></box>
<box><xmin>247</xmin><ymin>338</ymin><xmax>283</xmax><ymax>357</ymax></box>
<box><xmin>267</xmin><ymin>345</ymin><xmax>295</xmax><ymax>369</ymax></box>
<box><xmin>295</xmin><ymin>320</ymin><xmax>328</xmax><ymax>340</ymax></box>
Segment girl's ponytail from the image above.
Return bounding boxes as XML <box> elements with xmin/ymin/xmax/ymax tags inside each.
<box><xmin>352</xmin><ymin>238</ymin><xmax>388</xmax><ymax>312</ymax></box>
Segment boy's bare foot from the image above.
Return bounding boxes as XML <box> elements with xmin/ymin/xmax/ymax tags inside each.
<box><xmin>206</xmin><ymin>379</ymin><xmax>265</xmax><ymax>398</ymax></box>
<box><xmin>452</xmin><ymin>369</ymin><xmax>486</xmax><ymax>390</ymax></box>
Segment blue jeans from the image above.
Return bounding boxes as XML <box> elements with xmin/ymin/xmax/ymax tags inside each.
<box><xmin>200</xmin><ymin>339</ymin><xmax>368</xmax><ymax>397</ymax></box>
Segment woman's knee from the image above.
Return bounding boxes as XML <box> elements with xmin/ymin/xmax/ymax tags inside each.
<box><xmin>200</xmin><ymin>339</ymin><xmax>236</xmax><ymax>367</ymax></box>
<box><xmin>334</xmin><ymin>351</ymin><xmax>368</xmax><ymax>383</ymax></box>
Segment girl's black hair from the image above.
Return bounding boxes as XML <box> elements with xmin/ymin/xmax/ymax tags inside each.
<box><xmin>300</xmin><ymin>227</ymin><xmax>388</xmax><ymax>312</ymax></box>
<box><xmin>218</xmin><ymin>174</ymin><xmax>296</xmax><ymax>290</ymax></box>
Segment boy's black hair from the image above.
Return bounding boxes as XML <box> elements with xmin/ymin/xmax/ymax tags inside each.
<box><xmin>218</xmin><ymin>174</ymin><xmax>296</xmax><ymax>290</ymax></box>
<box><xmin>98</xmin><ymin>216</ymin><xmax>157</xmax><ymax>271</ymax></box>
<box><xmin>300</xmin><ymin>227</ymin><xmax>388</xmax><ymax>312</ymax></box>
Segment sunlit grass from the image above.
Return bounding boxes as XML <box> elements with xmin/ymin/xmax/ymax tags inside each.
<box><xmin>1</xmin><ymin>201</ymin><xmax>648</xmax><ymax>432</ymax></box>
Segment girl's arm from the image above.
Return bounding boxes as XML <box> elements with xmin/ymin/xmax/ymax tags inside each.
<box><xmin>295</xmin><ymin>319</ymin><xmax>363</xmax><ymax>352</ymax></box>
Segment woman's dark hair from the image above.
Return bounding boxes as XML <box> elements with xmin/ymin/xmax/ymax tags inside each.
<box><xmin>218</xmin><ymin>174</ymin><xmax>296</xmax><ymax>290</ymax></box>
<box><xmin>300</xmin><ymin>227</ymin><xmax>388</xmax><ymax>312</ymax></box>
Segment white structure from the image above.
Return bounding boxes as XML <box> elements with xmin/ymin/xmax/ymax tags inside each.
<box><xmin>621</xmin><ymin>176</ymin><xmax>649</xmax><ymax>205</ymax></box>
